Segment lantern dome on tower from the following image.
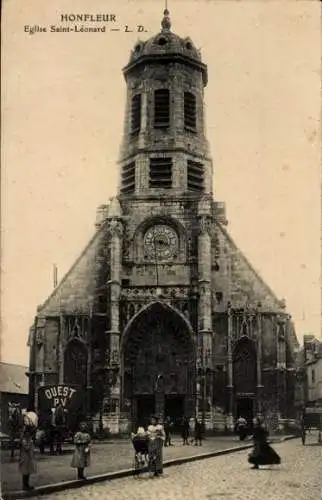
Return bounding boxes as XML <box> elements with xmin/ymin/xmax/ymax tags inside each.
<box><xmin>126</xmin><ymin>9</ymin><xmax>203</xmax><ymax>67</ymax></box>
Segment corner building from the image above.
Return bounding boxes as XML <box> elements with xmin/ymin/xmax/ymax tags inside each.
<box><xmin>28</xmin><ymin>11</ymin><xmax>299</xmax><ymax>434</ymax></box>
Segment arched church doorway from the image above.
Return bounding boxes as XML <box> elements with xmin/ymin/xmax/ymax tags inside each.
<box><xmin>122</xmin><ymin>301</ymin><xmax>196</xmax><ymax>430</ymax></box>
<box><xmin>233</xmin><ymin>336</ymin><xmax>257</xmax><ymax>426</ymax></box>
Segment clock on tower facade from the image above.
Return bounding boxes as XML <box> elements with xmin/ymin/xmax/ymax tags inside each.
<box><xmin>143</xmin><ymin>225</ymin><xmax>179</xmax><ymax>261</ymax></box>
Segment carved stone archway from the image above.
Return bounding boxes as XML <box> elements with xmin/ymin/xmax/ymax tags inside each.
<box><xmin>121</xmin><ymin>301</ymin><xmax>196</xmax><ymax>428</ymax></box>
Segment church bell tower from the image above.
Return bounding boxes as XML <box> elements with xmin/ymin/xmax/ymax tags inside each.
<box><xmin>119</xmin><ymin>9</ymin><xmax>212</xmax><ymax>197</ymax></box>
<box><xmin>106</xmin><ymin>9</ymin><xmax>215</xmax><ymax>428</ymax></box>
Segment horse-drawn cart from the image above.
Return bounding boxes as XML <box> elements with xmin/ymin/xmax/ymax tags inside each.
<box><xmin>301</xmin><ymin>406</ymin><xmax>322</xmax><ymax>445</ymax></box>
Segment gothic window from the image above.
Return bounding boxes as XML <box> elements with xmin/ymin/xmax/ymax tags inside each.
<box><xmin>64</xmin><ymin>339</ymin><xmax>88</xmax><ymax>388</ymax></box>
<box><xmin>149</xmin><ymin>157</ymin><xmax>172</xmax><ymax>188</ymax></box>
<box><xmin>187</xmin><ymin>160</ymin><xmax>204</xmax><ymax>192</ymax></box>
<box><xmin>120</xmin><ymin>161</ymin><xmax>135</xmax><ymax>194</ymax></box>
<box><xmin>131</xmin><ymin>94</ymin><xmax>141</xmax><ymax>134</ymax></box>
<box><xmin>154</xmin><ymin>89</ymin><xmax>170</xmax><ymax>128</ymax></box>
<box><xmin>184</xmin><ymin>92</ymin><xmax>197</xmax><ymax>131</ymax></box>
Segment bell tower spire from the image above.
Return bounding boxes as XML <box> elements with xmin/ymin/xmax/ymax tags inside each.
<box><xmin>161</xmin><ymin>6</ymin><xmax>171</xmax><ymax>31</ymax></box>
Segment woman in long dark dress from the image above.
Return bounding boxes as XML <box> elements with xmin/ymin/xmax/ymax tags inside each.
<box><xmin>248</xmin><ymin>417</ymin><xmax>281</xmax><ymax>469</ymax></box>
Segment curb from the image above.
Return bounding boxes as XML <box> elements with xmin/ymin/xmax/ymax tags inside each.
<box><xmin>2</xmin><ymin>436</ymin><xmax>298</xmax><ymax>499</ymax></box>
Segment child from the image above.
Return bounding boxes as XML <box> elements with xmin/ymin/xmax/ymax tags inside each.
<box><xmin>71</xmin><ymin>421</ymin><xmax>91</xmax><ymax>480</ymax></box>
<box><xmin>19</xmin><ymin>427</ymin><xmax>36</xmax><ymax>491</ymax></box>
<box><xmin>131</xmin><ymin>426</ymin><xmax>146</xmax><ymax>439</ymax></box>
<box><xmin>132</xmin><ymin>426</ymin><xmax>148</xmax><ymax>466</ymax></box>
<box><xmin>35</xmin><ymin>427</ymin><xmax>46</xmax><ymax>454</ymax></box>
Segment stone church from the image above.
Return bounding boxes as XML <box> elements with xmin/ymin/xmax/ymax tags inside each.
<box><xmin>28</xmin><ymin>10</ymin><xmax>299</xmax><ymax>434</ymax></box>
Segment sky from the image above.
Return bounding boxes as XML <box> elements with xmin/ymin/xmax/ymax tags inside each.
<box><xmin>1</xmin><ymin>0</ymin><xmax>321</xmax><ymax>366</ymax></box>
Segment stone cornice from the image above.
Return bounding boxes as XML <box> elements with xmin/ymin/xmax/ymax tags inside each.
<box><xmin>123</xmin><ymin>53</ymin><xmax>208</xmax><ymax>85</ymax></box>
<box><xmin>118</xmin><ymin>148</ymin><xmax>213</xmax><ymax>165</ymax></box>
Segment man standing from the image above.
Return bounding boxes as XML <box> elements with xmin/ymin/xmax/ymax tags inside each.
<box><xmin>194</xmin><ymin>417</ymin><xmax>203</xmax><ymax>446</ymax></box>
<box><xmin>50</xmin><ymin>403</ymin><xmax>66</xmax><ymax>455</ymax></box>
<box><xmin>53</xmin><ymin>402</ymin><xmax>66</xmax><ymax>454</ymax></box>
<box><xmin>164</xmin><ymin>416</ymin><xmax>173</xmax><ymax>447</ymax></box>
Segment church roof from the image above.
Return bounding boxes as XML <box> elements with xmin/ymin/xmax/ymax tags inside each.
<box><xmin>215</xmin><ymin>222</ymin><xmax>284</xmax><ymax>311</ymax></box>
<box><xmin>38</xmin><ymin>223</ymin><xmax>111</xmax><ymax>316</ymax></box>
<box><xmin>130</xmin><ymin>32</ymin><xmax>201</xmax><ymax>63</ymax></box>
<box><xmin>214</xmin><ymin>222</ymin><xmax>299</xmax><ymax>346</ymax></box>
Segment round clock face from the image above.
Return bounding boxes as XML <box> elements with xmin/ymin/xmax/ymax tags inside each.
<box><xmin>144</xmin><ymin>225</ymin><xmax>178</xmax><ymax>261</ymax></box>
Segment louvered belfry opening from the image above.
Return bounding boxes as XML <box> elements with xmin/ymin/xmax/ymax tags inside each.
<box><xmin>131</xmin><ymin>94</ymin><xmax>141</xmax><ymax>134</ymax></box>
<box><xmin>187</xmin><ymin>160</ymin><xmax>204</xmax><ymax>192</ymax></box>
<box><xmin>121</xmin><ymin>161</ymin><xmax>136</xmax><ymax>194</ymax></box>
<box><xmin>149</xmin><ymin>157</ymin><xmax>172</xmax><ymax>188</ymax></box>
<box><xmin>154</xmin><ymin>89</ymin><xmax>170</xmax><ymax>128</ymax></box>
<box><xmin>184</xmin><ymin>92</ymin><xmax>197</xmax><ymax>131</ymax></box>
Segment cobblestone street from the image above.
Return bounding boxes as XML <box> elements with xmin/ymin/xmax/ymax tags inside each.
<box><xmin>32</xmin><ymin>438</ymin><xmax>321</xmax><ymax>500</ymax></box>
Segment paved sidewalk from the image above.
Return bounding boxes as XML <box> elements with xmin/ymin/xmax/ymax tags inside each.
<box><xmin>0</xmin><ymin>434</ymin><xmax>293</xmax><ymax>497</ymax></box>
<box><xmin>0</xmin><ymin>436</ymin><xmax>250</xmax><ymax>494</ymax></box>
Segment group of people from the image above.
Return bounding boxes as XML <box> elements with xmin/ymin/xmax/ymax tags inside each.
<box><xmin>181</xmin><ymin>416</ymin><xmax>204</xmax><ymax>446</ymax></box>
<box><xmin>132</xmin><ymin>415</ymin><xmax>165</xmax><ymax>477</ymax></box>
<box><xmin>13</xmin><ymin>408</ymin><xmax>281</xmax><ymax>491</ymax></box>
<box><xmin>7</xmin><ymin>402</ymin><xmax>91</xmax><ymax>491</ymax></box>
<box><xmin>130</xmin><ymin>415</ymin><xmax>205</xmax><ymax>478</ymax></box>
<box><xmin>35</xmin><ymin>402</ymin><xmax>69</xmax><ymax>455</ymax></box>
<box><xmin>16</xmin><ymin>417</ymin><xmax>92</xmax><ymax>490</ymax></box>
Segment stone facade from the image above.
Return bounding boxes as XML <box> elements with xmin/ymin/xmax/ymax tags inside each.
<box><xmin>295</xmin><ymin>335</ymin><xmax>322</xmax><ymax>413</ymax></box>
<box><xmin>28</xmin><ymin>11</ymin><xmax>299</xmax><ymax>435</ymax></box>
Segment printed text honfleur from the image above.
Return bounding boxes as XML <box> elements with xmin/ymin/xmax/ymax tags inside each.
<box><xmin>60</xmin><ymin>14</ymin><xmax>116</xmax><ymax>22</ymax></box>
